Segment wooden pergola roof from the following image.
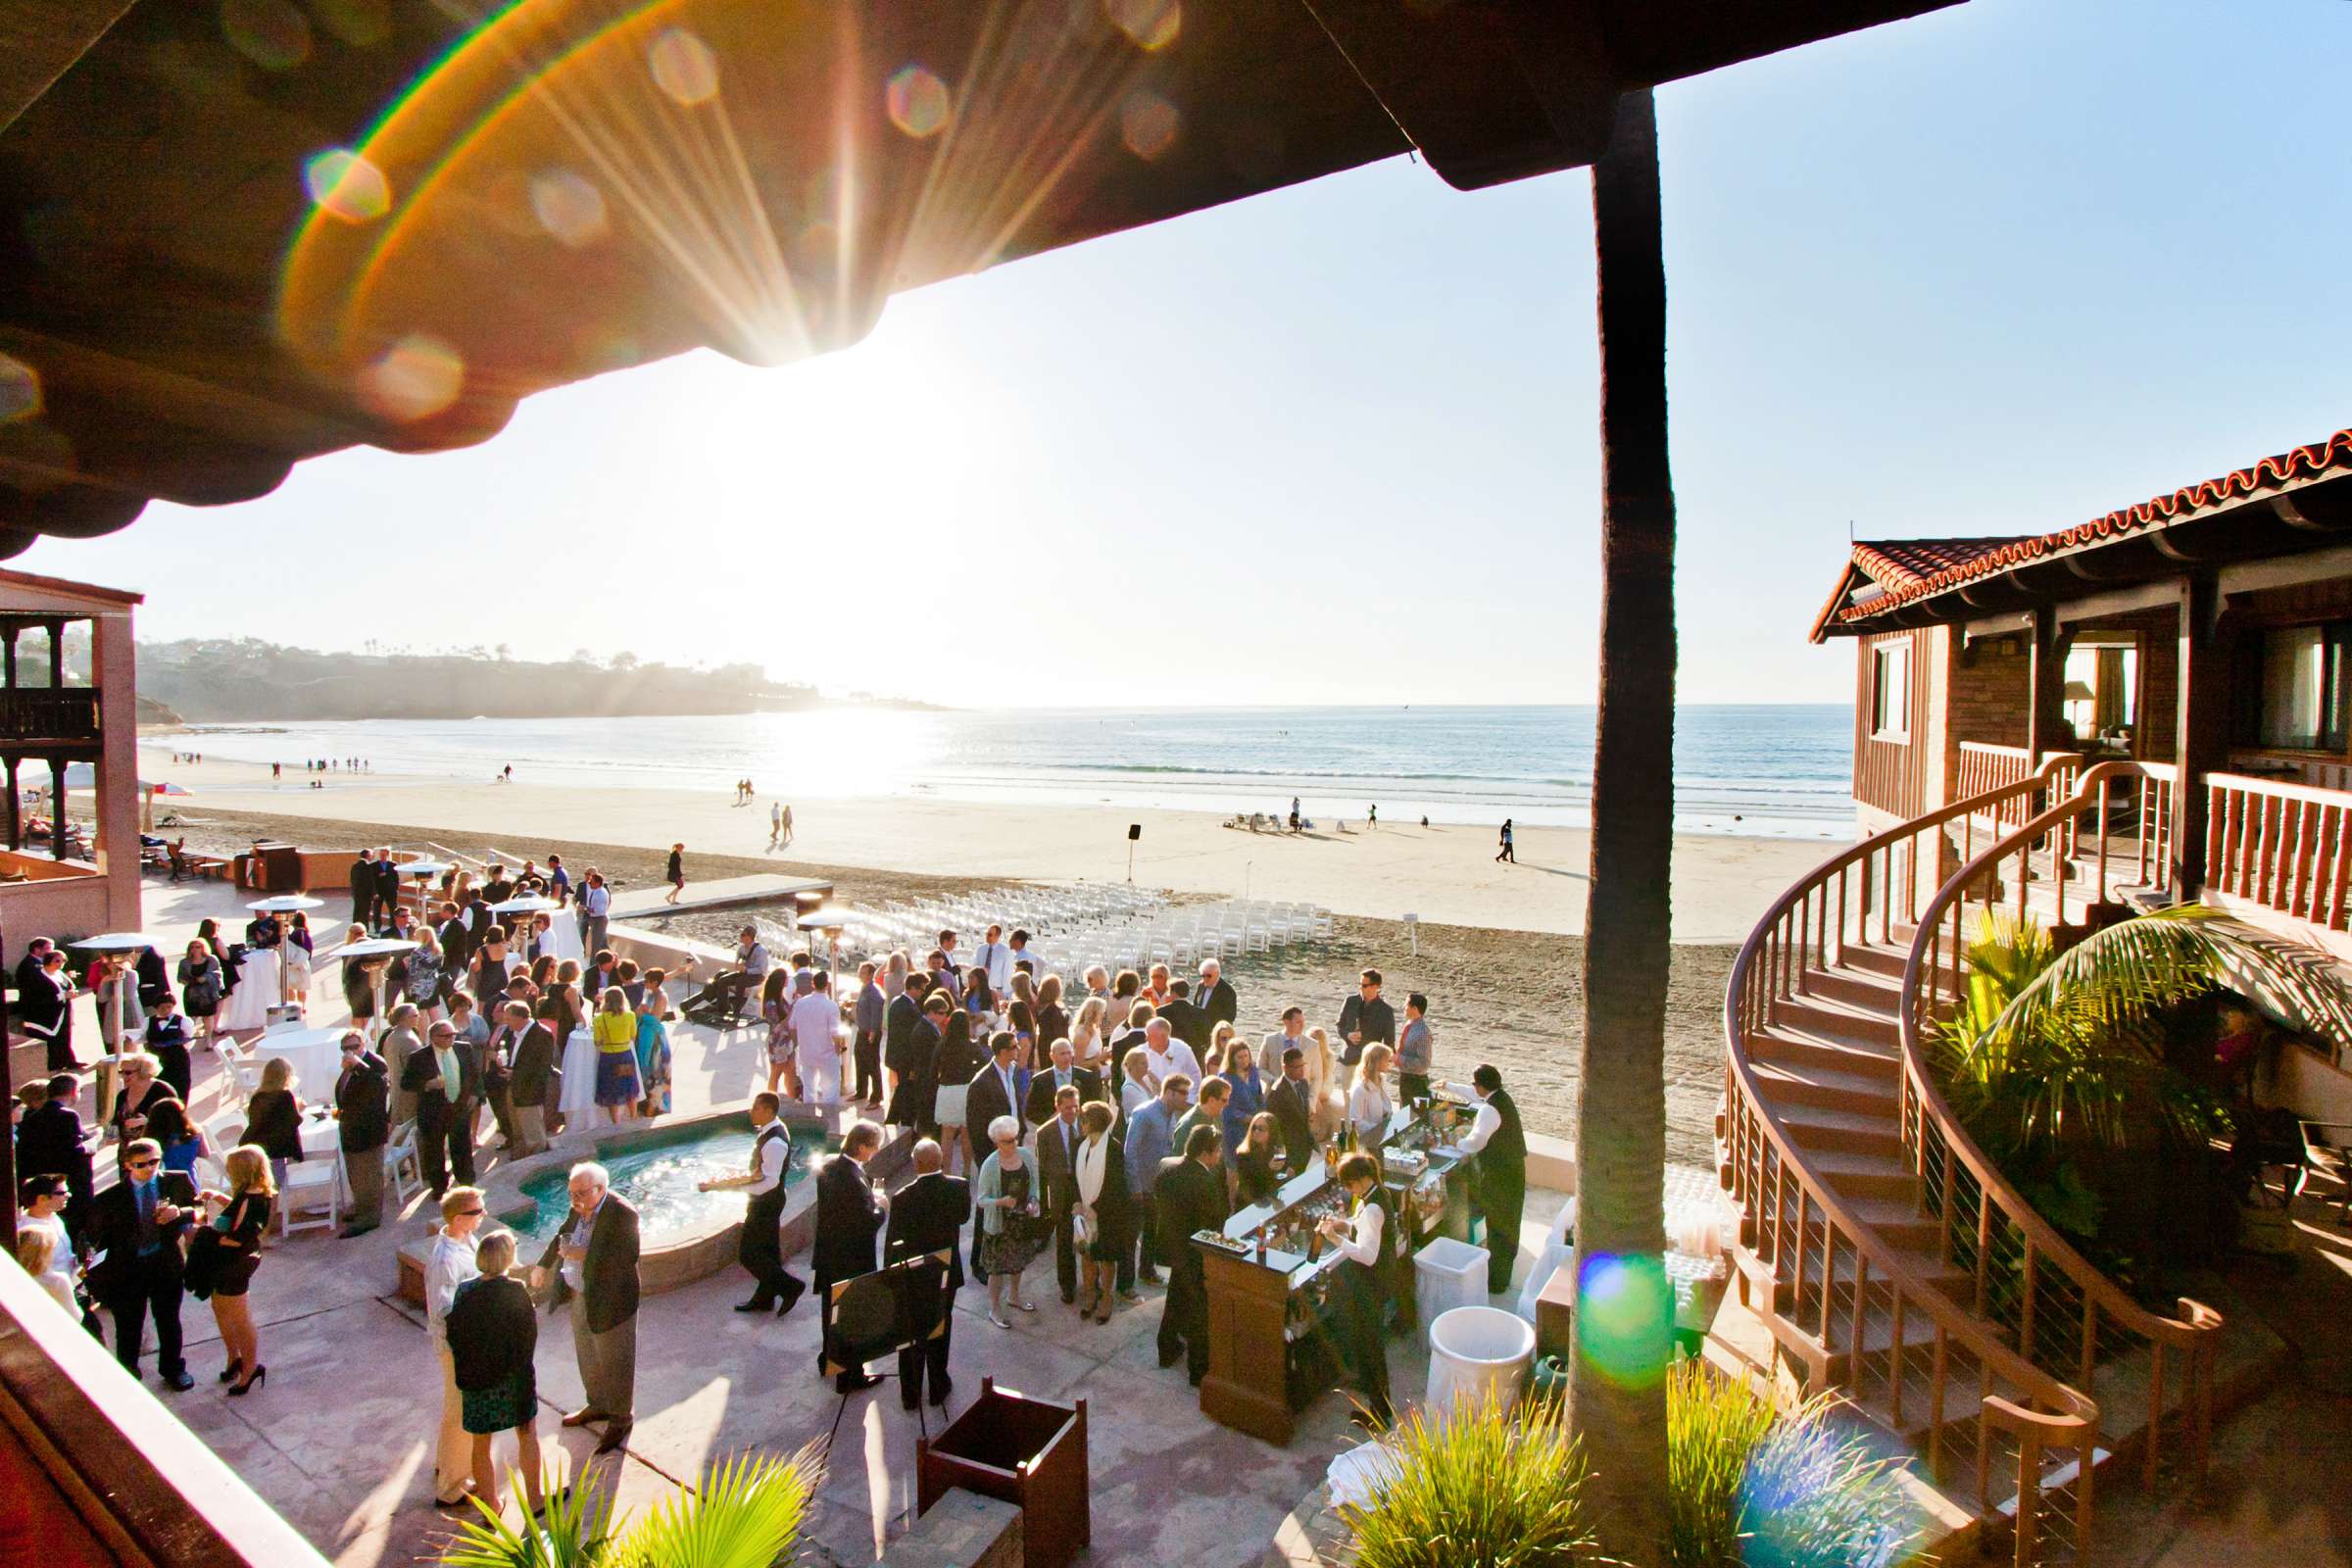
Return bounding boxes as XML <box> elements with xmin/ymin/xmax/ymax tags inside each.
<box><xmin>1810</xmin><ymin>427</ymin><xmax>2352</xmax><ymax>640</ymax></box>
<box><xmin>0</xmin><ymin>0</ymin><xmax>1953</xmax><ymax>559</ymax></box>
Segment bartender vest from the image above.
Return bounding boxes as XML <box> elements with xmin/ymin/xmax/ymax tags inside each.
<box><xmin>1477</xmin><ymin>1089</ymin><xmax>1527</xmax><ymax>1190</ymax></box>
<box><xmin>745</xmin><ymin>1122</ymin><xmax>793</xmax><ymax>1229</ymax></box>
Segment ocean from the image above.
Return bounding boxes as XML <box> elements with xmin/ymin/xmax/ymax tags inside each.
<box><xmin>154</xmin><ymin>704</ymin><xmax>1856</xmax><ymax>840</ymax></box>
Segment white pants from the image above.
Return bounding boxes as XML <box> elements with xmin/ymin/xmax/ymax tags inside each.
<box><xmin>434</xmin><ymin>1343</ymin><xmax>470</xmax><ymax>1500</ymax></box>
<box><xmin>800</xmin><ymin>1053</ymin><xmax>840</xmax><ymax>1105</ymax></box>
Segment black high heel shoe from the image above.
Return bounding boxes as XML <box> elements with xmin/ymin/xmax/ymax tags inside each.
<box><xmin>227</xmin><ymin>1365</ymin><xmax>267</xmax><ymax>1396</ymax></box>
<box><xmin>219</xmin><ymin>1358</ymin><xmax>244</xmax><ymax>1385</ymax></box>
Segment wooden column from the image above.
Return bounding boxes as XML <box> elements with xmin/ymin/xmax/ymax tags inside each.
<box><xmin>3</xmin><ymin>757</ymin><xmax>16</xmax><ymax>851</ymax></box>
<box><xmin>45</xmin><ymin>617</ymin><xmax>63</xmax><ymax>688</ymax></box>
<box><xmin>49</xmin><ymin>757</ymin><xmax>66</xmax><ymax>861</ymax></box>
<box><xmin>3</xmin><ymin>622</ymin><xmax>17</xmax><ymax>687</ymax></box>
<box><xmin>2025</xmin><ymin>604</ymin><xmax>2072</xmax><ymax>759</ymax></box>
<box><xmin>2173</xmin><ymin>572</ymin><xmax>2227</xmax><ymax>898</ymax></box>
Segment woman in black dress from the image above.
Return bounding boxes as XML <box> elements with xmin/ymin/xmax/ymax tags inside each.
<box><xmin>1234</xmin><ymin>1111</ymin><xmax>1284</xmax><ymax>1208</ymax></box>
<box><xmin>665</xmin><ymin>842</ymin><xmax>685</xmax><ymax>906</ymax></box>
<box><xmin>241</xmin><ymin>1055</ymin><xmax>306</xmax><ymax>1188</ymax></box>
<box><xmin>445</xmin><ymin>1231</ymin><xmax>544</xmax><ymax>1517</ymax></box>
<box><xmin>929</xmin><ymin>1002</ymin><xmax>982</xmax><ymax>1177</ymax></box>
<box><xmin>197</xmin><ymin>1146</ymin><xmax>274</xmax><ymax>1395</ymax></box>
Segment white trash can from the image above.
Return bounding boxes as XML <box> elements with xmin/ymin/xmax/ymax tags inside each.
<box><xmin>1425</xmin><ymin>1304</ymin><xmax>1536</xmax><ymax>1418</ymax></box>
<box><xmin>1413</xmin><ymin>1237</ymin><xmax>1489</xmax><ymax>1341</ymax></box>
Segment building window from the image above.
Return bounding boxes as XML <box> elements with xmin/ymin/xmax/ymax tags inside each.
<box><xmin>1871</xmin><ymin>642</ymin><xmax>1910</xmax><ymax>742</ymax></box>
<box><xmin>2256</xmin><ymin>622</ymin><xmax>2352</xmax><ymax>752</ymax></box>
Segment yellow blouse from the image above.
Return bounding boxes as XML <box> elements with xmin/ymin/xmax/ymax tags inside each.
<box><xmin>593</xmin><ymin>1012</ymin><xmax>637</xmax><ymax>1054</ymax></box>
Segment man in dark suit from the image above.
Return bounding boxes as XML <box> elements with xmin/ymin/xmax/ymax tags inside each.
<box><xmin>1154</xmin><ymin>1123</ymin><xmax>1230</xmax><ymax>1386</ymax></box>
<box><xmin>11</xmin><ymin>935</ymin><xmax>54</xmax><ymax>1000</ymax></box>
<box><xmin>332</xmin><ymin>1031</ymin><xmax>391</xmax><ymax>1237</ymax></box>
<box><xmin>1264</xmin><ymin>1045</ymin><xmax>1318</xmax><ymax>1173</ymax></box>
<box><xmin>1335</xmin><ymin>967</ymin><xmax>1396</xmax><ymax>1069</ymax></box>
<box><xmin>963</xmin><ymin>1031</ymin><xmax>1025</xmax><ymax>1143</ymax></box>
<box><xmin>1156</xmin><ymin>979</ymin><xmax>1210</xmax><ymax>1055</ymax></box>
<box><xmin>87</xmin><ymin>1138</ymin><xmax>197</xmax><ymax>1389</ymax></box>
<box><xmin>1196</xmin><ymin>958</ymin><xmax>1238</xmax><ymax>1030</ymax></box>
<box><xmin>533</xmin><ymin>1162</ymin><xmax>642</xmax><ymax>1452</ymax></box>
<box><xmin>349</xmin><ymin>850</ymin><xmax>376</xmax><ymax>929</ymax></box>
<box><xmin>16</xmin><ymin>1071</ymin><xmax>94</xmax><ymax>1237</ymax></box>
<box><xmin>401</xmin><ymin>1018</ymin><xmax>481</xmax><ymax>1196</ymax></box>
<box><xmin>371</xmin><ymin>849</ymin><xmax>404</xmax><ymax>929</ymax></box>
<box><xmin>883</xmin><ymin>1137</ymin><xmax>967</xmax><ymax>1410</ymax></box>
<box><xmin>436</xmin><ymin>902</ymin><xmax>472</xmax><ymax>978</ymax></box>
<box><xmin>812</xmin><ymin>1121</ymin><xmax>888</xmax><ymax>1394</ymax></box>
<box><xmin>1021</xmin><ymin>1038</ymin><xmax>1102</xmax><ymax>1127</ymax></box>
<box><xmin>881</xmin><ymin>972</ymin><xmax>927</xmax><ymax>1118</ymax></box>
<box><xmin>1031</xmin><ymin>1083</ymin><xmax>1087</xmax><ymax>1305</ymax></box>
<box><xmin>503</xmin><ymin>1004</ymin><xmax>557</xmax><ymax>1155</ymax></box>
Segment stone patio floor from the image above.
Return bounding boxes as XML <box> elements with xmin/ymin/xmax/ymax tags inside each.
<box><xmin>65</xmin><ymin>876</ymin><xmax>1521</xmax><ymax>1567</ymax></box>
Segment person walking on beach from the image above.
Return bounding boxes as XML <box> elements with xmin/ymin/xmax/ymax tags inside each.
<box><xmin>1368</xmin><ymin>804</ymin><xmax>1378</xmax><ymax>830</ymax></box>
<box><xmin>664</xmin><ymin>843</ymin><xmax>685</xmax><ymax>906</ymax></box>
<box><xmin>768</xmin><ymin>800</ymin><xmax>782</xmax><ymax>849</ymax></box>
<box><xmin>780</xmin><ymin>803</ymin><xmax>794</xmax><ymax>847</ymax></box>
<box><xmin>1289</xmin><ymin>796</ymin><xmax>1301</xmax><ymax>833</ymax></box>
<box><xmin>1495</xmin><ymin>818</ymin><xmax>1515</xmax><ymax>863</ymax></box>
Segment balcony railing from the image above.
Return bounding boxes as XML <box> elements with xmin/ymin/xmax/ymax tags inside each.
<box><xmin>2205</xmin><ymin>771</ymin><xmax>2352</xmax><ymax>932</ymax></box>
<box><xmin>0</xmin><ymin>686</ymin><xmax>100</xmax><ymax>748</ymax></box>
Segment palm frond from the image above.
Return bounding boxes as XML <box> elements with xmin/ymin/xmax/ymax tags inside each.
<box><xmin>438</xmin><ymin>1469</ymin><xmax>615</xmax><ymax>1568</ymax></box>
<box><xmin>606</xmin><ymin>1445</ymin><xmax>823</xmax><ymax>1568</ymax></box>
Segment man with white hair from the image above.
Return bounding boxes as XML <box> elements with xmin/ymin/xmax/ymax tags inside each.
<box><xmin>531</xmin><ymin>1162</ymin><xmax>641</xmax><ymax>1452</ymax></box>
<box><xmin>1140</xmin><ymin>1018</ymin><xmax>1200</xmax><ymax>1105</ymax></box>
<box><xmin>1195</xmin><ymin>958</ymin><xmax>1237</xmax><ymax>1029</ymax></box>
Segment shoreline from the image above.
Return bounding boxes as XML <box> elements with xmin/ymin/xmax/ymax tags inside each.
<box><xmin>135</xmin><ymin>754</ymin><xmax>1829</xmax><ymax>942</ymax></box>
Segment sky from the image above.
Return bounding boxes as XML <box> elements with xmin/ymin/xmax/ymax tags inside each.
<box><xmin>21</xmin><ymin>0</ymin><xmax>2352</xmax><ymax>710</ymax></box>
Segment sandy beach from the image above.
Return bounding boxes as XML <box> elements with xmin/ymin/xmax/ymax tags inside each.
<box><xmin>136</xmin><ymin>752</ymin><xmax>1825</xmax><ymax>943</ymax></box>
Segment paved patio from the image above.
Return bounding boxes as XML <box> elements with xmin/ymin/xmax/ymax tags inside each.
<box><xmin>47</xmin><ymin>874</ymin><xmax>1507</xmax><ymax>1567</ymax></box>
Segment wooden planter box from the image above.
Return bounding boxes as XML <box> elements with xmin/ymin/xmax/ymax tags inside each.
<box><xmin>915</xmin><ymin>1379</ymin><xmax>1089</xmax><ymax>1568</ymax></box>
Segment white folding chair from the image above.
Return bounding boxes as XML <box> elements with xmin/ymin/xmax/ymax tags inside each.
<box><xmin>278</xmin><ymin>1155</ymin><xmax>339</xmax><ymax>1236</ymax></box>
<box><xmin>383</xmin><ymin>1120</ymin><xmax>425</xmax><ymax>1206</ymax></box>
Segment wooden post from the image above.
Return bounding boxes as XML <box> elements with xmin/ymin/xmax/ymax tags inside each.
<box><xmin>2025</xmin><ymin>604</ymin><xmax>2071</xmax><ymax>760</ymax></box>
<box><xmin>2173</xmin><ymin>573</ymin><xmax>2227</xmax><ymax>899</ymax></box>
<box><xmin>3</xmin><ymin>757</ymin><xmax>17</xmax><ymax>851</ymax></box>
<box><xmin>45</xmin><ymin>617</ymin><xmax>64</xmax><ymax>689</ymax></box>
<box><xmin>48</xmin><ymin>756</ymin><xmax>66</xmax><ymax>861</ymax></box>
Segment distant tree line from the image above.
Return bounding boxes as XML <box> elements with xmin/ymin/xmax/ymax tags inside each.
<box><xmin>136</xmin><ymin>637</ymin><xmax>824</xmax><ymax>722</ymax></box>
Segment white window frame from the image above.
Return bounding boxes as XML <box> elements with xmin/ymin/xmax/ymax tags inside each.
<box><xmin>1871</xmin><ymin>642</ymin><xmax>1910</xmax><ymax>742</ymax></box>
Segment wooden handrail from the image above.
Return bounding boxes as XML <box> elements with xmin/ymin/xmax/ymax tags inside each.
<box><xmin>1898</xmin><ymin>760</ymin><xmax>2220</xmax><ymax>1474</ymax></box>
<box><xmin>1722</xmin><ymin>756</ymin><xmax>2101</xmax><ymax>1552</ymax></box>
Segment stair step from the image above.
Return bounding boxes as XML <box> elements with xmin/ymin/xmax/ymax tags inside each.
<box><xmin>1768</xmin><ymin>994</ymin><xmax>1901</xmax><ymax>1050</ymax></box>
<box><xmin>1809</xmin><ymin>1147</ymin><xmax>1919</xmax><ymax>1200</ymax></box>
<box><xmin>1799</xmin><ymin>965</ymin><xmax>1906</xmax><ymax>1010</ymax></box>
<box><xmin>1775</xmin><ymin>1102</ymin><xmax>1907</xmax><ymax>1160</ymax></box>
<box><xmin>1745</xmin><ymin>1024</ymin><xmax>1900</xmax><ymax>1079</ymax></box>
<box><xmin>1748</xmin><ymin>1057</ymin><xmax>1902</xmax><ymax>1115</ymax></box>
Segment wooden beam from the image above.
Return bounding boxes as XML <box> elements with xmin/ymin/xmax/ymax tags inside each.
<box><xmin>2173</xmin><ymin>573</ymin><xmax>2228</xmax><ymax>898</ymax></box>
<box><xmin>2026</xmin><ymin>603</ymin><xmax>2070</xmax><ymax>755</ymax></box>
<box><xmin>0</xmin><ymin>0</ymin><xmax>135</xmax><ymax>135</ymax></box>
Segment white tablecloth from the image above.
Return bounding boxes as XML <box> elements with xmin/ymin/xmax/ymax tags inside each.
<box><xmin>251</xmin><ymin>1025</ymin><xmax>346</xmax><ymax>1099</ymax></box>
<box><xmin>218</xmin><ymin>950</ymin><xmax>279</xmax><ymax>1033</ymax></box>
<box><xmin>557</xmin><ymin>1027</ymin><xmax>599</xmax><ymax>1115</ymax></box>
<box><xmin>299</xmin><ymin>1111</ymin><xmax>340</xmax><ymax>1159</ymax></box>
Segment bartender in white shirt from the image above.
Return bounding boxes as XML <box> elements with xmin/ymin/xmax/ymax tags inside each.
<box><xmin>1453</xmin><ymin>1063</ymin><xmax>1526</xmax><ymax>1296</ymax></box>
<box><xmin>1314</xmin><ymin>1152</ymin><xmax>1395</xmax><ymax>1426</ymax></box>
<box><xmin>790</xmin><ymin>971</ymin><xmax>845</xmax><ymax>1104</ymax></box>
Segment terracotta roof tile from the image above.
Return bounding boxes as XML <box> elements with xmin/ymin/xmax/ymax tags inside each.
<box><xmin>1824</xmin><ymin>427</ymin><xmax>2352</xmax><ymax>633</ymax></box>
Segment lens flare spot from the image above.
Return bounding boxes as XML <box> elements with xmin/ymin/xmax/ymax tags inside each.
<box><xmin>221</xmin><ymin>0</ymin><xmax>311</xmax><ymax>70</ymax></box>
<box><xmin>359</xmin><ymin>335</ymin><xmax>464</xmax><ymax>422</ymax></box>
<box><xmin>886</xmin><ymin>65</ymin><xmax>951</xmax><ymax>139</ymax></box>
<box><xmin>1576</xmin><ymin>1252</ymin><xmax>1672</xmax><ymax>1390</ymax></box>
<box><xmin>1105</xmin><ymin>0</ymin><xmax>1181</xmax><ymax>51</ymax></box>
<box><xmin>0</xmin><ymin>355</ymin><xmax>40</xmax><ymax>424</ymax></box>
<box><xmin>648</xmin><ymin>26</ymin><xmax>718</xmax><ymax>105</ymax></box>
<box><xmin>303</xmin><ymin>148</ymin><xmax>389</xmax><ymax>222</ymax></box>
<box><xmin>1120</xmin><ymin>90</ymin><xmax>1179</xmax><ymax>161</ymax></box>
<box><xmin>529</xmin><ymin>169</ymin><xmax>609</xmax><ymax>247</ymax></box>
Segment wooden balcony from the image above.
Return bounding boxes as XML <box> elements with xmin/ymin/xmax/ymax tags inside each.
<box><xmin>0</xmin><ymin>686</ymin><xmax>101</xmax><ymax>753</ymax></box>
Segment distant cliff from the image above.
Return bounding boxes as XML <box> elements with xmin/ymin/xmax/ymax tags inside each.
<box><xmin>138</xmin><ymin>639</ymin><xmax>836</xmax><ymax>722</ymax></box>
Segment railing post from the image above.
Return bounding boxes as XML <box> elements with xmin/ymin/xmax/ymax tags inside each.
<box><xmin>2173</xmin><ymin>572</ymin><xmax>2225</xmax><ymax>899</ymax></box>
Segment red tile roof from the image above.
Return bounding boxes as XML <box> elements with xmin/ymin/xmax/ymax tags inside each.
<box><xmin>1814</xmin><ymin>427</ymin><xmax>2352</xmax><ymax>639</ymax></box>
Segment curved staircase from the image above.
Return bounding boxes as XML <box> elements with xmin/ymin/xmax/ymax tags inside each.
<box><xmin>1720</xmin><ymin>759</ymin><xmax>2221</xmax><ymax>1565</ymax></box>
